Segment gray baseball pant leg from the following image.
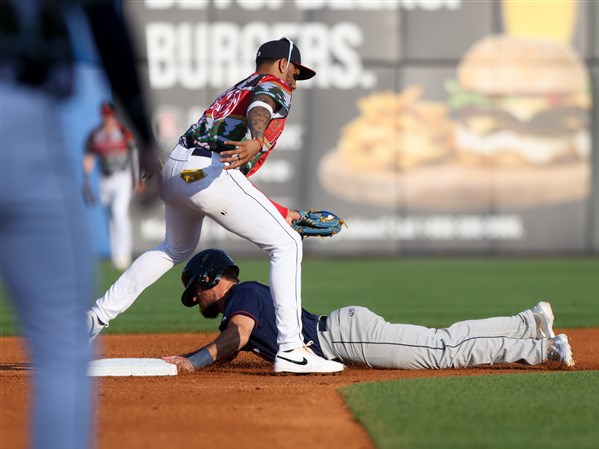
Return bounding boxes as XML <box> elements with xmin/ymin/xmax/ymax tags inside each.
<box><xmin>318</xmin><ymin>306</ymin><xmax>546</xmax><ymax>369</ymax></box>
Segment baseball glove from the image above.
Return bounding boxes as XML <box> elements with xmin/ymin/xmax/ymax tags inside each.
<box><xmin>82</xmin><ymin>179</ymin><xmax>96</xmax><ymax>206</ymax></box>
<box><xmin>291</xmin><ymin>209</ymin><xmax>346</xmax><ymax>238</ymax></box>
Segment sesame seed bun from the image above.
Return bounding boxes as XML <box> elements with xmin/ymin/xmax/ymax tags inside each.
<box><xmin>457</xmin><ymin>34</ymin><xmax>588</xmax><ymax>96</ymax></box>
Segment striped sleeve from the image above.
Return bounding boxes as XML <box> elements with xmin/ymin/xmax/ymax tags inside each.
<box><xmin>253</xmin><ymin>76</ymin><xmax>292</xmax><ymax>118</ymax></box>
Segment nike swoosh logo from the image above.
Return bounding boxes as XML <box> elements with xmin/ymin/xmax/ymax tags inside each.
<box><xmin>276</xmin><ymin>355</ymin><xmax>308</xmax><ymax>365</ymax></box>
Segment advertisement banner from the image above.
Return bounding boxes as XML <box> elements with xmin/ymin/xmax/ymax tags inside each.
<box><xmin>123</xmin><ymin>0</ymin><xmax>594</xmax><ymax>256</ymax></box>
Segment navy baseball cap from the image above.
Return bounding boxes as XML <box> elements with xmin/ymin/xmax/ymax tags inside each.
<box><xmin>256</xmin><ymin>38</ymin><xmax>316</xmax><ymax>80</ymax></box>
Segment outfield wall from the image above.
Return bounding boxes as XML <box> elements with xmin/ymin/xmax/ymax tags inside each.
<box><xmin>110</xmin><ymin>0</ymin><xmax>599</xmax><ymax>257</ymax></box>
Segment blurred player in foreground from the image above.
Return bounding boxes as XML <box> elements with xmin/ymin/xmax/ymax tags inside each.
<box><xmin>83</xmin><ymin>101</ymin><xmax>146</xmax><ymax>270</ymax></box>
<box><xmin>0</xmin><ymin>1</ymin><xmax>159</xmax><ymax>448</ymax></box>
<box><xmin>163</xmin><ymin>249</ymin><xmax>575</xmax><ymax>374</ymax></box>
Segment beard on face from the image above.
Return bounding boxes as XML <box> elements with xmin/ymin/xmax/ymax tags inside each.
<box><xmin>200</xmin><ymin>301</ymin><xmax>220</xmax><ymax>319</ymax></box>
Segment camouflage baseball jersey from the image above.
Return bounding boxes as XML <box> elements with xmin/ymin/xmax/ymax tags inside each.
<box><xmin>179</xmin><ymin>73</ymin><xmax>292</xmax><ymax>176</ymax></box>
<box><xmin>85</xmin><ymin>125</ymin><xmax>137</xmax><ymax>177</ymax></box>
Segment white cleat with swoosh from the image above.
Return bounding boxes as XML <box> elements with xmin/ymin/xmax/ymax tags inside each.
<box><xmin>274</xmin><ymin>343</ymin><xmax>344</xmax><ymax>374</ymax></box>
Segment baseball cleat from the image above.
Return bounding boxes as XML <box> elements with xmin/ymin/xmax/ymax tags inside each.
<box><xmin>274</xmin><ymin>345</ymin><xmax>344</xmax><ymax>374</ymax></box>
<box><xmin>547</xmin><ymin>334</ymin><xmax>575</xmax><ymax>367</ymax></box>
<box><xmin>88</xmin><ymin>310</ymin><xmax>108</xmax><ymax>341</ymax></box>
<box><xmin>530</xmin><ymin>301</ymin><xmax>555</xmax><ymax>339</ymax></box>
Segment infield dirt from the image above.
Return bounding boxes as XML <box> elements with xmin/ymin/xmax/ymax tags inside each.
<box><xmin>1</xmin><ymin>328</ymin><xmax>598</xmax><ymax>449</ymax></box>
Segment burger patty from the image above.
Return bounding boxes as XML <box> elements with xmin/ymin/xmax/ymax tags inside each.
<box><xmin>453</xmin><ymin>105</ymin><xmax>588</xmax><ymax>137</ymax></box>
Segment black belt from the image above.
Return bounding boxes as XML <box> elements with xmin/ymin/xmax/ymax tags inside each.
<box><xmin>191</xmin><ymin>147</ymin><xmax>213</xmax><ymax>158</ymax></box>
<box><xmin>318</xmin><ymin>315</ymin><xmax>328</xmax><ymax>332</ymax></box>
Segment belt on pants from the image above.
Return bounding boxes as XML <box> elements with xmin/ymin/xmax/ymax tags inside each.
<box><xmin>316</xmin><ymin>315</ymin><xmax>341</xmax><ymax>363</ymax></box>
<box><xmin>191</xmin><ymin>147</ymin><xmax>213</xmax><ymax>158</ymax></box>
<box><xmin>318</xmin><ymin>315</ymin><xmax>328</xmax><ymax>332</ymax></box>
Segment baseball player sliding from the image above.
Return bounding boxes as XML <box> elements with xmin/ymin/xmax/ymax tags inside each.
<box><xmin>163</xmin><ymin>249</ymin><xmax>575</xmax><ymax>374</ymax></box>
<box><xmin>88</xmin><ymin>38</ymin><xmax>343</xmax><ymax>373</ymax></box>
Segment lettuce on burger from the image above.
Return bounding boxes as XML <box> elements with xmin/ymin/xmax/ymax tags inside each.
<box><xmin>447</xmin><ymin>34</ymin><xmax>591</xmax><ymax>167</ymax></box>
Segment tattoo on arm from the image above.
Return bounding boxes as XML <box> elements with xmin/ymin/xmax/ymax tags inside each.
<box><xmin>248</xmin><ymin>94</ymin><xmax>276</xmax><ymax>141</ymax></box>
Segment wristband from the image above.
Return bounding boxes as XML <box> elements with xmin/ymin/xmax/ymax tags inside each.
<box><xmin>253</xmin><ymin>138</ymin><xmax>264</xmax><ymax>149</ymax></box>
<box><xmin>186</xmin><ymin>348</ymin><xmax>215</xmax><ymax>370</ymax></box>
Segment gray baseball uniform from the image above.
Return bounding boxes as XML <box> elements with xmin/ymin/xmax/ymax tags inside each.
<box><xmin>202</xmin><ymin>279</ymin><xmax>547</xmax><ymax>370</ymax></box>
<box><xmin>317</xmin><ymin>306</ymin><xmax>545</xmax><ymax>369</ymax></box>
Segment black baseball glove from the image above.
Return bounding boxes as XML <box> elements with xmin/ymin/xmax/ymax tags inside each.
<box><xmin>291</xmin><ymin>209</ymin><xmax>346</xmax><ymax>238</ymax></box>
<box><xmin>82</xmin><ymin>179</ymin><xmax>96</xmax><ymax>206</ymax></box>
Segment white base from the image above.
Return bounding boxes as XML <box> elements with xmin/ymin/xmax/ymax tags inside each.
<box><xmin>88</xmin><ymin>358</ymin><xmax>178</xmax><ymax>377</ymax></box>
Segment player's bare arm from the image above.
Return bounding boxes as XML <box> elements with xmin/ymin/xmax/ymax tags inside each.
<box><xmin>211</xmin><ymin>315</ymin><xmax>254</xmax><ymax>359</ymax></box>
<box><xmin>221</xmin><ymin>94</ymin><xmax>277</xmax><ymax>170</ymax></box>
<box><xmin>83</xmin><ymin>153</ymin><xmax>96</xmax><ymax>176</ymax></box>
<box><xmin>247</xmin><ymin>93</ymin><xmax>276</xmax><ymax>144</ymax></box>
<box><xmin>162</xmin><ymin>314</ymin><xmax>254</xmax><ymax>373</ymax></box>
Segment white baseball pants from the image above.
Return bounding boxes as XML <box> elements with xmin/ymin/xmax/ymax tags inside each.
<box><xmin>92</xmin><ymin>144</ymin><xmax>305</xmax><ymax>350</ymax></box>
<box><xmin>99</xmin><ymin>170</ymin><xmax>133</xmax><ymax>270</ymax></box>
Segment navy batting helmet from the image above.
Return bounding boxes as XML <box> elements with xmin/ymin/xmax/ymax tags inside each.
<box><xmin>180</xmin><ymin>249</ymin><xmax>239</xmax><ymax>307</ymax></box>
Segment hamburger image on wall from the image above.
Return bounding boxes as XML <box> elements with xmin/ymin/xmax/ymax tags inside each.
<box><xmin>447</xmin><ymin>34</ymin><xmax>591</xmax><ymax>167</ymax></box>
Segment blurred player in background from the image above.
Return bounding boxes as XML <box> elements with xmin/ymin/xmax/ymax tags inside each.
<box><xmin>164</xmin><ymin>249</ymin><xmax>575</xmax><ymax>373</ymax></box>
<box><xmin>83</xmin><ymin>101</ymin><xmax>146</xmax><ymax>270</ymax></box>
<box><xmin>87</xmin><ymin>37</ymin><xmax>343</xmax><ymax>374</ymax></box>
<box><xmin>0</xmin><ymin>1</ymin><xmax>159</xmax><ymax>448</ymax></box>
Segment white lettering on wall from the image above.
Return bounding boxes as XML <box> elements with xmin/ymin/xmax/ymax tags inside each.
<box><xmin>145</xmin><ymin>0</ymin><xmax>462</xmax><ymax>11</ymax></box>
<box><xmin>146</xmin><ymin>22</ymin><xmax>375</xmax><ymax>90</ymax></box>
<box><xmin>146</xmin><ymin>23</ymin><xmax>177</xmax><ymax>89</ymax></box>
<box><xmin>141</xmin><ymin>214</ymin><xmax>522</xmax><ymax>243</ymax></box>
<box><xmin>334</xmin><ymin>215</ymin><xmax>524</xmax><ymax>241</ymax></box>
<box><xmin>143</xmin><ymin>0</ymin><xmax>462</xmax><ymax>90</ymax></box>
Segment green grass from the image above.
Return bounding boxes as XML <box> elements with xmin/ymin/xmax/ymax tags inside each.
<box><xmin>340</xmin><ymin>371</ymin><xmax>599</xmax><ymax>449</ymax></box>
<box><xmin>2</xmin><ymin>257</ymin><xmax>598</xmax><ymax>449</ymax></box>
<box><xmin>1</xmin><ymin>257</ymin><xmax>598</xmax><ymax>335</ymax></box>
<box><xmin>300</xmin><ymin>258</ymin><xmax>599</xmax><ymax>328</ymax></box>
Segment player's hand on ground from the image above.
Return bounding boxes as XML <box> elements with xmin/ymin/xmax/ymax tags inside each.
<box><xmin>221</xmin><ymin>139</ymin><xmax>262</xmax><ymax>170</ymax></box>
<box><xmin>162</xmin><ymin>356</ymin><xmax>195</xmax><ymax>374</ymax></box>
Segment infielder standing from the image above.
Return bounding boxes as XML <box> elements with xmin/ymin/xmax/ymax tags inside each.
<box><xmin>83</xmin><ymin>101</ymin><xmax>145</xmax><ymax>270</ymax></box>
<box><xmin>88</xmin><ymin>38</ymin><xmax>343</xmax><ymax>374</ymax></box>
<box><xmin>164</xmin><ymin>249</ymin><xmax>575</xmax><ymax>373</ymax></box>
